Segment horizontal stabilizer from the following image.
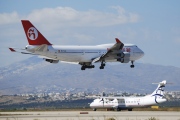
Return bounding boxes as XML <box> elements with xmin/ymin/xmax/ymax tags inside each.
<box><xmin>21</xmin><ymin>52</ymin><xmax>39</xmax><ymax>55</ymax></box>
<box><xmin>9</xmin><ymin>48</ymin><xmax>16</xmax><ymax>52</ymax></box>
<box><xmin>9</xmin><ymin>47</ymin><xmax>38</xmax><ymax>55</ymax></box>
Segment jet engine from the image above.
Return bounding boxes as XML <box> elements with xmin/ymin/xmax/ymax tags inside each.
<box><xmin>117</xmin><ymin>52</ymin><xmax>130</xmax><ymax>63</ymax></box>
<box><xmin>117</xmin><ymin>53</ymin><xmax>125</xmax><ymax>58</ymax></box>
<box><xmin>45</xmin><ymin>59</ymin><xmax>59</xmax><ymax>63</ymax></box>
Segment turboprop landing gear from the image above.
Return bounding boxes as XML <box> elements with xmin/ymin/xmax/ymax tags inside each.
<box><xmin>100</xmin><ymin>61</ymin><xmax>105</xmax><ymax>69</ymax></box>
<box><xmin>130</xmin><ymin>61</ymin><xmax>135</xmax><ymax>68</ymax></box>
<box><xmin>93</xmin><ymin>108</ymin><xmax>97</xmax><ymax>111</ymax></box>
<box><xmin>116</xmin><ymin>108</ymin><xmax>121</xmax><ymax>111</ymax></box>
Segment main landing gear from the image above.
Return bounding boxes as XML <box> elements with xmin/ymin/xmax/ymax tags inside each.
<box><xmin>81</xmin><ymin>65</ymin><xmax>95</xmax><ymax>70</ymax></box>
<box><xmin>80</xmin><ymin>62</ymin><xmax>95</xmax><ymax>70</ymax></box>
<box><xmin>80</xmin><ymin>61</ymin><xmax>106</xmax><ymax>70</ymax></box>
<box><xmin>130</xmin><ymin>61</ymin><xmax>135</xmax><ymax>68</ymax></box>
<box><xmin>99</xmin><ymin>61</ymin><xmax>105</xmax><ymax>69</ymax></box>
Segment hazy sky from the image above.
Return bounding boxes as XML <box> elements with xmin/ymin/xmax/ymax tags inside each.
<box><xmin>0</xmin><ymin>0</ymin><xmax>180</xmax><ymax>68</ymax></box>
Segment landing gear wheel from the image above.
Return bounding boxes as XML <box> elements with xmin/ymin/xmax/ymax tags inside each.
<box><xmin>93</xmin><ymin>108</ymin><xmax>97</xmax><ymax>111</ymax></box>
<box><xmin>130</xmin><ymin>65</ymin><xmax>134</xmax><ymax>68</ymax></box>
<box><xmin>81</xmin><ymin>66</ymin><xmax>85</xmax><ymax>70</ymax></box>
<box><xmin>121</xmin><ymin>58</ymin><xmax>124</xmax><ymax>63</ymax></box>
<box><xmin>81</xmin><ymin>64</ymin><xmax>95</xmax><ymax>70</ymax></box>
<box><xmin>128</xmin><ymin>108</ymin><xmax>132</xmax><ymax>111</ymax></box>
<box><xmin>100</xmin><ymin>66</ymin><xmax>104</xmax><ymax>69</ymax></box>
<box><xmin>100</xmin><ymin>61</ymin><xmax>105</xmax><ymax>69</ymax></box>
<box><xmin>130</xmin><ymin>61</ymin><xmax>135</xmax><ymax>68</ymax></box>
<box><xmin>102</xmin><ymin>63</ymin><xmax>105</xmax><ymax>67</ymax></box>
<box><xmin>117</xmin><ymin>108</ymin><xmax>121</xmax><ymax>111</ymax></box>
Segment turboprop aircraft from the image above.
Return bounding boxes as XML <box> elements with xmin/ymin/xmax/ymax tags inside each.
<box><xmin>9</xmin><ymin>20</ymin><xmax>144</xmax><ymax>70</ymax></box>
<box><xmin>90</xmin><ymin>80</ymin><xmax>167</xmax><ymax>111</ymax></box>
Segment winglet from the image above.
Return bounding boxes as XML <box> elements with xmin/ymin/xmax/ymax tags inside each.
<box><xmin>115</xmin><ymin>38</ymin><xmax>121</xmax><ymax>43</ymax></box>
<box><xmin>9</xmin><ymin>48</ymin><xmax>16</xmax><ymax>52</ymax></box>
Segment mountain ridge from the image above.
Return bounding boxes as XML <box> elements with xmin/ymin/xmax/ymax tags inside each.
<box><xmin>0</xmin><ymin>56</ymin><xmax>180</xmax><ymax>95</ymax></box>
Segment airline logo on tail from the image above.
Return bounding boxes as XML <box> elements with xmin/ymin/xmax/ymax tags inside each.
<box><xmin>27</xmin><ymin>27</ymin><xmax>38</xmax><ymax>40</ymax></box>
<box><xmin>21</xmin><ymin>20</ymin><xmax>52</xmax><ymax>45</ymax></box>
<box><xmin>151</xmin><ymin>80</ymin><xmax>166</xmax><ymax>104</ymax></box>
<box><xmin>152</xmin><ymin>87</ymin><xmax>164</xmax><ymax>97</ymax></box>
<box><xmin>152</xmin><ymin>90</ymin><xmax>164</xmax><ymax>104</ymax></box>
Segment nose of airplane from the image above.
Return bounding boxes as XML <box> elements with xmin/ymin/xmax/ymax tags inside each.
<box><xmin>139</xmin><ymin>49</ymin><xmax>144</xmax><ymax>58</ymax></box>
<box><xmin>141</xmin><ymin>51</ymin><xmax>144</xmax><ymax>57</ymax></box>
<box><xmin>89</xmin><ymin>103</ymin><xmax>93</xmax><ymax>108</ymax></box>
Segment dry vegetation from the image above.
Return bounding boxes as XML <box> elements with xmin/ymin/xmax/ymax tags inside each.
<box><xmin>0</xmin><ymin>107</ymin><xmax>180</xmax><ymax>112</ymax></box>
<box><xmin>133</xmin><ymin>107</ymin><xmax>180</xmax><ymax>111</ymax></box>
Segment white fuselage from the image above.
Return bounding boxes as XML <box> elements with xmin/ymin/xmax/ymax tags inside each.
<box><xmin>17</xmin><ymin>20</ymin><xmax>144</xmax><ymax>70</ymax></box>
<box><xmin>26</xmin><ymin>43</ymin><xmax>144</xmax><ymax>63</ymax></box>
<box><xmin>90</xmin><ymin>95</ymin><xmax>167</xmax><ymax>110</ymax></box>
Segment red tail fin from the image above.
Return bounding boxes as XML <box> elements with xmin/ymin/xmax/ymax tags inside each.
<box><xmin>21</xmin><ymin>20</ymin><xmax>52</xmax><ymax>45</ymax></box>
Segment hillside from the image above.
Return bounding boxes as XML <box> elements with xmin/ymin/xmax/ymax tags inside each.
<box><xmin>0</xmin><ymin>56</ymin><xmax>180</xmax><ymax>94</ymax></box>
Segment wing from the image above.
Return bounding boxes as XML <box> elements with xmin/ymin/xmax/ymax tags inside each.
<box><xmin>93</xmin><ymin>38</ymin><xmax>124</xmax><ymax>63</ymax></box>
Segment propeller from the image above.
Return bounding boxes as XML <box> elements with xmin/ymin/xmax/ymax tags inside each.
<box><xmin>101</xmin><ymin>98</ymin><xmax>104</xmax><ymax>107</ymax></box>
<box><xmin>102</xmin><ymin>98</ymin><xmax>110</xmax><ymax>107</ymax></box>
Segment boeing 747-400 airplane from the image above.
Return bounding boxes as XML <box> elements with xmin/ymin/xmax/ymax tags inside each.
<box><xmin>9</xmin><ymin>20</ymin><xmax>144</xmax><ymax>70</ymax></box>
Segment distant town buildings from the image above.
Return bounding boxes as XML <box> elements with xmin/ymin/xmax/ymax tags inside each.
<box><xmin>9</xmin><ymin>90</ymin><xmax>180</xmax><ymax>102</ymax></box>
<box><xmin>0</xmin><ymin>89</ymin><xmax>180</xmax><ymax>110</ymax></box>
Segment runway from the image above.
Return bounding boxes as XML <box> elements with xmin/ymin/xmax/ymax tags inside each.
<box><xmin>0</xmin><ymin>111</ymin><xmax>180</xmax><ymax>120</ymax></box>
